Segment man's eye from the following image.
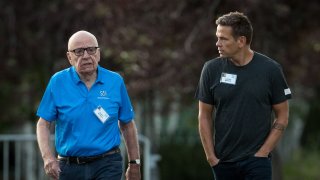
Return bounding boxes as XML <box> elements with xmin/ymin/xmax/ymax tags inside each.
<box><xmin>75</xmin><ymin>49</ymin><xmax>84</xmax><ymax>53</ymax></box>
<box><xmin>87</xmin><ymin>48</ymin><xmax>95</xmax><ymax>52</ymax></box>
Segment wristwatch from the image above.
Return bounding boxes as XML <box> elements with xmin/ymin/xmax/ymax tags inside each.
<box><xmin>129</xmin><ymin>159</ymin><xmax>141</xmax><ymax>165</ymax></box>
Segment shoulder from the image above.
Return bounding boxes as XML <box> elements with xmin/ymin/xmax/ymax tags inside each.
<box><xmin>254</xmin><ymin>52</ymin><xmax>282</xmax><ymax>70</ymax></box>
<box><xmin>98</xmin><ymin>66</ymin><xmax>125</xmax><ymax>84</ymax></box>
<box><xmin>253</xmin><ymin>52</ymin><xmax>285</xmax><ymax>82</ymax></box>
<box><xmin>205</xmin><ymin>57</ymin><xmax>226</xmax><ymax>67</ymax></box>
<box><xmin>202</xmin><ymin>57</ymin><xmax>227</xmax><ymax>73</ymax></box>
<box><xmin>199</xmin><ymin>57</ymin><xmax>226</xmax><ymax>82</ymax></box>
<box><xmin>254</xmin><ymin>52</ymin><xmax>281</xmax><ymax>67</ymax></box>
<box><xmin>203</xmin><ymin>57</ymin><xmax>228</xmax><ymax>71</ymax></box>
<box><xmin>99</xmin><ymin>66</ymin><xmax>123</xmax><ymax>78</ymax></box>
<box><xmin>51</xmin><ymin>67</ymin><xmax>72</xmax><ymax>81</ymax></box>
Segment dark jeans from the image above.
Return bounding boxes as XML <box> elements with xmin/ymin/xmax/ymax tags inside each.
<box><xmin>59</xmin><ymin>153</ymin><xmax>123</xmax><ymax>180</ymax></box>
<box><xmin>212</xmin><ymin>156</ymin><xmax>272</xmax><ymax>180</ymax></box>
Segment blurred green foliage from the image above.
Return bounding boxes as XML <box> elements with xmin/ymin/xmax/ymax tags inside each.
<box><xmin>159</xmin><ymin>141</ymin><xmax>213</xmax><ymax>180</ymax></box>
<box><xmin>283</xmin><ymin>149</ymin><xmax>320</xmax><ymax>180</ymax></box>
<box><xmin>301</xmin><ymin>87</ymin><xmax>320</xmax><ymax>149</ymax></box>
<box><xmin>1</xmin><ymin>0</ymin><xmax>320</xmax><ymax>179</ymax></box>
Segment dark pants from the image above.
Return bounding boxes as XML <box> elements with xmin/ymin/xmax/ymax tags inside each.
<box><xmin>59</xmin><ymin>153</ymin><xmax>123</xmax><ymax>180</ymax></box>
<box><xmin>212</xmin><ymin>156</ymin><xmax>272</xmax><ymax>180</ymax></box>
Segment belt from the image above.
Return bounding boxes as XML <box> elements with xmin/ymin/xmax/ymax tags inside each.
<box><xmin>58</xmin><ymin>147</ymin><xmax>120</xmax><ymax>164</ymax></box>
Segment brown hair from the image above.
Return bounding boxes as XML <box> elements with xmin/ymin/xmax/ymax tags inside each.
<box><xmin>216</xmin><ymin>12</ymin><xmax>253</xmax><ymax>45</ymax></box>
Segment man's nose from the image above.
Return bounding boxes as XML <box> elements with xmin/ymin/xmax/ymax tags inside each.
<box><xmin>216</xmin><ymin>40</ymin><xmax>221</xmax><ymax>47</ymax></box>
<box><xmin>82</xmin><ymin>49</ymin><xmax>90</xmax><ymax>57</ymax></box>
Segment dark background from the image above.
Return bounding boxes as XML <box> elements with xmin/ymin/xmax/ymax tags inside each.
<box><xmin>1</xmin><ymin>0</ymin><xmax>319</xmax><ymax>179</ymax></box>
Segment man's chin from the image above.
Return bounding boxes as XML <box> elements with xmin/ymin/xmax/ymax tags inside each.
<box><xmin>219</xmin><ymin>54</ymin><xmax>229</xmax><ymax>58</ymax></box>
<box><xmin>78</xmin><ymin>68</ymin><xmax>96</xmax><ymax>74</ymax></box>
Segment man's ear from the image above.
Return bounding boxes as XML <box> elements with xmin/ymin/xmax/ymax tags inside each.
<box><xmin>237</xmin><ymin>36</ymin><xmax>247</xmax><ymax>48</ymax></box>
<box><xmin>96</xmin><ymin>49</ymin><xmax>101</xmax><ymax>63</ymax></box>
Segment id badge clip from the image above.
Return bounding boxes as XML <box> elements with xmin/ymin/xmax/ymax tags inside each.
<box><xmin>93</xmin><ymin>106</ymin><xmax>110</xmax><ymax>123</ymax></box>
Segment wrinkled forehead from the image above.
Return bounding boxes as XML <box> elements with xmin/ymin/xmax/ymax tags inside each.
<box><xmin>68</xmin><ymin>31</ymin><xmax>98</xmax><ymax>50</ymax></box>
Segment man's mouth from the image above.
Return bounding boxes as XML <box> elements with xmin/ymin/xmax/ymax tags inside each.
<box><xmin>81</xmin><ymin>62</ymin><xmax>92</xmax><ymax>66</ymax></box>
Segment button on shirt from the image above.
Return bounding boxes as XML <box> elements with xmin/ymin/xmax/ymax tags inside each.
<box><xmin>37</xmin><ymin>66</ymin><xmax>134</xmax><ymax>156</ymax></box>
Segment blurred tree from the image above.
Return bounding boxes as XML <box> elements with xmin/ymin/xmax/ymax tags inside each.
<box><xmin>1</xmin><ymin>0</ymin><xmax>320</xmax><ymax>179</ymax></box>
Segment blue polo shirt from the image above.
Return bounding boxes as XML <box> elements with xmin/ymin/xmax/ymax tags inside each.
<box><xmin>37</xmin><ymin>66</ymin><xmax>134</xmax><ymax>156</ymax></box>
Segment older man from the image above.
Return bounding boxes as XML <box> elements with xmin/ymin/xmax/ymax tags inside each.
<box><xmin>36</xmin><ymin>30</ymin><xmax>141</xmax><ymax>180</ymax></box>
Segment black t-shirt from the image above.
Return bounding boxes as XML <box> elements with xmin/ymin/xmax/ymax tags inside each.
<box><xmin>195</xmin><ymin>52</ymin><xmax>292</xmax><ymax>162</ymax></box>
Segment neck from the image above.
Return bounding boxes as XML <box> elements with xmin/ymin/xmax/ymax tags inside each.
<box><xmin>230</xmin><ymin>49</ymin><xmax>254</xmax><ymax>66</ymax></box>
<box><xmin>79</xmin><ymin>71</ymin><xmax>97</xmax><ymax>90</ymax></box>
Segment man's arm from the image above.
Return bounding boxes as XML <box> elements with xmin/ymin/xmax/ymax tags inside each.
<box><xmin>36</xmin><ymin>118</ymin><xmax>60</xmax><ymax>180</ymax></box>
<box><xmin>255</xmin><ymin>100</ymin><xmax>289</xmax><ymax>157</ymax></box>
<box><xmin>119</xmin><ymin>120</ymin><xmax>141</xmax><ymax>180</ymax></box>
<box><xmin>198</xmin><ymin>101</ymin><xmax>219</xmax><ymax>166</ymax></box>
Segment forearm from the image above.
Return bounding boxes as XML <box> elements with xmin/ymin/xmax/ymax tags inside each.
<box><xmin>36</xmin><ymin>118</ymin><xmax>55</xmax><ymax>161</ymax></box>
<box><xmin>257</xmin><ymin>101</ymin><xmax>289</xmax><ymax>156</ymax></box>
<box><xmin>37</xmin><ymin>118</ymin><xmax>61</xmax><ymax>179</ymax></box>
<box><xmin>198</xmin><ymin>101</ymin><xmax>218</xmax><ymax>166</ymax></box>
<box><xmin>256</xmin><ymin>119</ymin><xmax>288</xmax><ymax>156</ymax></box>
<box><xmin>119</xmin><ymin>120</ymin><xmax>140</xmax><ymax>160</ymax></box>
<box><xmin>199</xmin><ymin>117</ymin><xmax>218</xmax><ymax>164</ymax></box>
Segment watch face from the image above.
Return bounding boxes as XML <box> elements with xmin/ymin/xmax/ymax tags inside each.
<box><xmin>136</xmin><ymin>159</ymin><xmax>141</xmax><ymax>164</ymax></box>
<box><xmin>130</xmin><ymin>159</ymin><xmax>141</xmax><ymax>164</ymax></box>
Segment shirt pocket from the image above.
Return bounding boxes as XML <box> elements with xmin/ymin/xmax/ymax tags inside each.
<box><xmin>94</xmin><ymin>98</ymin><xmax>120</xmax><ymax>121</ymax></box>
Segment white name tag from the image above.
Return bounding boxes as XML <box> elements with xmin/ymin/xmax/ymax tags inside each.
<box><xmin>93</xmin><ymin>106</ymin><xmax>110</xmax><ymax>123</ymax></box>
<box><xmin>220</xmin><ymin>73</ymin><xmax>237</xmax><ymax>85</ymax></box>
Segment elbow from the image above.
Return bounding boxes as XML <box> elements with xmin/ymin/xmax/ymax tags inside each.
<box><xmin>36</xmin><ymin>118</ymin><xmax>44</xmax><ymax>130</ymax></box>
<box><xmin>36</xmin><ymin>118</ymin><xmax>51</xmax><ymax>132</ymax></box>
<box><xmin>282</xmin><ymin>118</ymin><xmax>289</xmax><ymax>127</ymax></box>
<box><xmin>274</xmin><ymin>116</ymin><xmax>289</xmax><ymax>128</ymax></box>
<box><xmin>119</xmin><ymin>120</ymin><xmax>135</xmax><ymax>133</ymax></box>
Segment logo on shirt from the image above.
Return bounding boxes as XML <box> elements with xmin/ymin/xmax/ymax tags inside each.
<box><xmin>98</xmin><ymin>90</ymin><xmax>109</xmax><ymax>99</ymax></box>
<box><xmin>100</xmin><ymin>90</ymin><xmax>107</xmax><ymax>97</ymax></box>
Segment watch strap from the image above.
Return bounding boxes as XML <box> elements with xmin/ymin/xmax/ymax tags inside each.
<box><xmin>129</xmin><ymin>159</ymin><xmax>141</xmax><ymax>164</ymax></box>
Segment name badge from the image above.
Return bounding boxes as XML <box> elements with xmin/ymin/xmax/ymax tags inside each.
<box><xmin>220</xmin><ymin>73</ymin><xmax>237</xmax><ymax>85</ymax></box>
<box><xmin>93</xmin><ymin>106</ymin><xmax>110</xmax><ymax>123</ymax></box>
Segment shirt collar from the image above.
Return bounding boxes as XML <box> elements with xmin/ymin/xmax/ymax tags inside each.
<box><xmin>96</xmin><ymin>65</ymin><xmax>105</xmax><ymax>84</ymax></box>
<box><xmin>70</xmin><ymin>66</ymin><xmax>104</xmax><ymax>85</ymax></box>
<box><xmin>70</xmin><ymin>66</ymin><xmax>81</xmax><ymax>84</ymax></box>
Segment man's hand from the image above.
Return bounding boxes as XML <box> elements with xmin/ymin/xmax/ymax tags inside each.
<box><xmin>125</xmin><ymin>164</ymin><xmax>141</xmax><ymax>180</ymax></box>
<box><xmin>254</xmin><ymin>151</ymin><xmax>269</xmax><ymax>158</ymax></box>
<box><xmin>44</xmin><ymin>158</ymin><xmax>61</xmax><ymax>180</ymax></box>
<box><xmin>208</xmin><ymin>156</ymin><xmax>220</xmax><ymax>167</ymax></box>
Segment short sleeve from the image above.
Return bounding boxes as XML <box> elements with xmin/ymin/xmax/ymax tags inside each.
<box><xmin>36</xmin><ymin>77</ymin><xmax>58</xmax><ymax>121</ymax></box>
<box><xmin>270</xmin><ymin>64</ymin><xmax>292</xmax><ymax>104</ymax></box>
<box><xmin>195</xmin><ymin>62</ymin><xmax>215</xmax><ymax>105</ymax></box>
<box><xmin>118</xmin><ymin>79</ymin><xmax>135</xmax><ymax>123</ymax></box>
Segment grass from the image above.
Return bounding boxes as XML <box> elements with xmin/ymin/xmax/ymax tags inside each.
<box><xmin>283</xmin><ymin>148</ymin><xmax>320</xmax><ymax>180</ymax></box>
